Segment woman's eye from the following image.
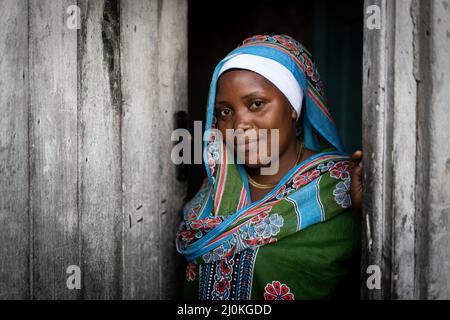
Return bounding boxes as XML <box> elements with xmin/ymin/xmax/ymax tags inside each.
<box><xmin>216</xmin><ymin>108</ymin><xmax>232</xmax><ymax>118</ymax></box>
<box><xmin>250</xmin><ymin>100</ymin><xmax>265</xmax><ymax>110</ymax></box>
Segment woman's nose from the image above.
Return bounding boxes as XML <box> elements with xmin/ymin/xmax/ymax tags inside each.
<box><xmin>234</xmin><ymin>109</ymin><xmax>254</xmax><ymax>131</ymax></box>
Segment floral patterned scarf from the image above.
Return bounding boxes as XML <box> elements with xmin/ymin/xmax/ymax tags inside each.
<box><xmin>176</xmin><ymin>35</ymin><xmax>360</xmax><ymax>300</ymax></box>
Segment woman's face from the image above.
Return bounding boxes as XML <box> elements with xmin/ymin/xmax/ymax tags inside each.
<box><xmin>215</xmin><ymin>69</ymin><xmax>298</xmax><ymax>168</ymax></box>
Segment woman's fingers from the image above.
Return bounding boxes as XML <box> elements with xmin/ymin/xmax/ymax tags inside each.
<box><xmin>350</xmin><ymin>150</ymin><xmax>363</xmax><ymax>214</ymax></box>
<box><xmin>351</xmin><ymin>163</ymin><xmax>363</xmax><ymax>189</ymax></box>
<box><xmin>350</xmin><ymin>150</ymin><xmax>363</xmax><ymax>164</ymax></box>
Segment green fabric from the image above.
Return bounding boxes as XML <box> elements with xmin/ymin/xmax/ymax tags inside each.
<box><xmin>180</xmin><ymin>156</ymin><xmax>361</xmax><ymax>300</ymax></box>
<box><xmin>250</xmin><ymin>208</ymin><xmax>361</xmax><ymax>299</ymax></box>
<box><xmin>183</xmin><ymin>210</ymin><xmax>360</xmax><ymax>300</ymax></box>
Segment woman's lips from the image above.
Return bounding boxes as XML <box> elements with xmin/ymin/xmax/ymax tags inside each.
<box><xmin>235</xmin><ymin>139</ymin><xmax>259</xmax><ymax>152</ymax></box>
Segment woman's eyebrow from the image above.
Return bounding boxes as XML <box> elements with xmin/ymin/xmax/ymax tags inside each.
<box><xmin>214</xmin><ymin>99</ymin><xmax>228</xmax><ymax>105</ymax></box>
<box><xmin>241</xmin><ymin>91</ymin><xmax>265</xmax><ymax>100</ymax></box>
<box><xmin>216</xmin><ymin>91</ymin><xmax>264</xmax><ymax>105</ymax></box>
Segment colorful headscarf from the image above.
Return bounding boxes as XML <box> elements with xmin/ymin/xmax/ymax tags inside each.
<box><xmin>176</xmin><ymin>35</ymin><xmax>359</xmax><ymax>300</ymax></box>
<box><xmin>205</xmin><ymin>35</ymin><xmax>345</xmax><ymax>171</ymax></box>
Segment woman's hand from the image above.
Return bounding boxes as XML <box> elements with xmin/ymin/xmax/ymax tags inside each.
<box><xmin>349</xmin><ymin>150</ymin><xmax>363</xmax><ymax>214</ymax></box>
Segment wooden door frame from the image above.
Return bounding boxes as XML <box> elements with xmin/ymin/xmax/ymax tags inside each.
<box><xmin>361</xmin><ymin>0</ymin><xmax>450</xmax><ymax>299</ymax></box>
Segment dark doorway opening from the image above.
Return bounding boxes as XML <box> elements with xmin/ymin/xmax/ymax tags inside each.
<box><xmin>187</xmin><ymin>0</ymin><xmax>363</xmax><ymax>198</ymax></box>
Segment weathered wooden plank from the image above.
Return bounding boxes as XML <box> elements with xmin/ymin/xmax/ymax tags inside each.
<box><xmin>415</xmin><ymin>0</ymin><xmax>450</xmax><ymax>300</ymax></box>
<box><xmin>390</xmin><ymin>0</ymin><xmax>417</xmax><ymax>299</ymax></box>
<box><xmin>362</xmin><ymin>0</ymin><xmax>391</xmax><ymax>300</ymax></box>
<box><xmin>363</xmin><ymin>0</ymin><xmax>450</xmax><ymax>300</ymax></box>
<box><xmin>29</xmin><ymin>0</ymin><xmax>79</xmax><ymax>299</ymax></box>
<box><xmin>156</xmin><ymin>0</ymin><xmax>188</xmax><ymax>299</ymax></box>
<box><xmin>424</xmin><ymin>0</ymin><xmax>450</xmax><ymax>298</ymax></box>
<box><xmin>77</xmin><ymin>0</ymin><xmax>123</xmax><ymax>300</ymax></box>
<box><xmin>0</xmin><ymin>0</ymin><xmax>30</xmax><ymax>300</ymax></box>
<box><xmin>363</xmin><ymin>0</ymin><xmax>419</xmax><ymax>300</ymax></box>
<box><xmin>121</xmin><ymin>0</ymin><xmax>187</xmax><ymax>299</ymax></box>
<box><xmin>121</xmin><ymin>0</ymin><xmax>161</xmax><ymax>300</ymax></box>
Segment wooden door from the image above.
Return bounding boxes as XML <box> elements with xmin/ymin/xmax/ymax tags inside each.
<box><xmin>0</xmin><ymin>0</ymin><xmax>187</xmax><ymax>299</ymax></box>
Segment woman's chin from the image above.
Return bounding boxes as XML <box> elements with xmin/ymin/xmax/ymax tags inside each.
<box><xmin>240</xmin><ymin>156</ymin><xmax>269</xmax><ymax>169</ymax></box>
<box><xmin>243</xmin><ymin>162</ymin><xmax>263</xmax><ymax>169</ymax></box>
<box><xmin>236</xmin><ymin>151</ymin><xmax>263</xmax><ymax>168</ymax></box>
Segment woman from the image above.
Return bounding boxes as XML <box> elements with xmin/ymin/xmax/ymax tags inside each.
<box><xmin>176</xmin><ymin>35</ymin><xmax>363</xmax><ymax>300</ymax></box>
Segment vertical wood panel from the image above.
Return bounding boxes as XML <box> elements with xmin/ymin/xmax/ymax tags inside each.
<box><xmin>157</xmin><ymin>0</ymin><xmax>188</xmax><ymax>299</ymax></box>
<box><xmin>362</xmin><ymin>0</ymin><xmax>417</xmax><ymax>300</ymax></box>
<box><xmin>390</xmin><ymin>0</ymin><xmax>417</xmax><ymax>299</ymax></box>
<box><xmin>29</xmin><ymin>0</ymin><xmax>79</xmax><ymax>299</ymax></box>
<box><xmin>415</xmin><ymin>0</ymin><xmax>450</xmax><ymax>300</ymax></box>
<box><xmin>363</xmin><ymin>0</ymin><xmax>450</xmax><ymax>299</ymax></box>
<box><xmin>423</xmin><ymin>0</ymin><xmax>450</xmax><ymax>299</ymax></box>
<box><xmin>121</xmin><ymin>0</ymin><xmax>187</xmax><ymax>299</ymax></box>
<box><xmin>425</xmin><ymin>0</ymin><xmax>450</xmax><ymax>298</ymax></box>
<box><xmin>1</xmin><ymin>0</ymin><xmax>189</xmax><ymax>299</ymax></box>
<box><xmin>362</xmin><ymin>0</ymin><xmax>390</xmax><ymax>300</ymax></box>
<box><xmin>0</xmin><ymin>0</ymin><xmax>30</xmax><ymax>299</ymax></box>
<box><xmin>78</xmin><ymin>0</ymin><xmax>122</xmax><ymax>299</ymax></box>
<box><xmin>121</xmin><ymin>0</ymin><xmax>160</xmax><ymax>299</ymax></box>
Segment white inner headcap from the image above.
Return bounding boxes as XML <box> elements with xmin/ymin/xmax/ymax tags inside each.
<box><xmin>218</xmin><ymin>54</ymin><xmax>303</xmax><ymax>119</ymax></box>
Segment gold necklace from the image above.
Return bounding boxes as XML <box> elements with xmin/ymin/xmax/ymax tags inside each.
<box><xmin>247</xmin><ymin>142</ymin><xmax>304</xmax><ymax>190</ymax></box>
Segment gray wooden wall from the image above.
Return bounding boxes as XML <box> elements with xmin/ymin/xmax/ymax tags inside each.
<box><xmin>0</xmin><ymin>0</ymin><xmax>187</xmax><ymax>299</ymax></box>
<box><xmin>362</xmin><ymin>0</ymin><xmax>450</xmax><ymax>299</ymax></box>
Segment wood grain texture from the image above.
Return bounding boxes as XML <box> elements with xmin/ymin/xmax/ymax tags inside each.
<box><xmin>362</xmin><ymin>0</ymin><xmax>450</xmax><ymax>299</ymax></box>
<box><xmin>362</xmin><ymin>0</ymin><xmax>418</xmax><ymax>300</ymax></box>
<box><xmin>120</xmin><ymin>0</ymin><xmax>187</xmax><ymax>299</ymax></box>
<box><xmin>156</xmin><ymin>0</ymin><xmax>188</xmax><ymax>299</ymax></box>
<box><xmin>390</xmin><ymin>0</ymin><xmax>417</xmax><ymax>299</ymax></box>
<box><xmin>415</xmin><ymin>0</ymin><xmax>450</xmax><ymax>300</ymax></box>
<box><xmin>424</xmin><ymin>0</ymin><xmax>450</xmax><ymax>298</ymax></box>
<box><xmin>77</xmin><ymin>0</ymin><xmax>123</xmax><ymax>299</ymax></box>
<box><xmin>120</xmin><ymin>0</ymin><xmax>161</xmax><ymax>300</ymax></box>
<box><xmin>29</xmin><ymin>0</ymin><xmax>79</xmax><ymax>299</ymax></box>
<box><xmin>362</xmin><ymin>0</ymin><xmax>390</xmax><ymax>300</ymax></box>
<box><xmin>1</xmin><ymin>0</ymin><xmax>188</xmax><ymax>300</ymax></box>
<box><xmin>0</xmin><ymin>0</ymin><xmax>30</xmax><ymax>300</ymax></box>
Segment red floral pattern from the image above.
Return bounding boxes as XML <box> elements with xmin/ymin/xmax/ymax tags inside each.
<box><xmin>272</xmin><ymin>35</ymin><xmax>300</xmax><ymax>55</ymax></box>
<box><xmin>244</xmin><ymin>237</ymin><xmax>277</xmax><ymax>247</ymax></box>
<box><xmin>330</xmin><ymin>161</ymin><xmax>351</xmax><ymax>180</ymax></box>
<box><xmin>215</xmin><ymin>278</ymin><xmax>231</xmax><ymax>294</ymax></box>
<box><xmin>292</xmin><ymin>170</ymin><xmax>321</xmax><ymax>189</ymax></box>
<box><xmin>187</xmin><ymin>211</ymin><xmax>198</xmax><ymax>221</ymax></box>
<box><xmin>181</xmin><ymin>230</ymin><xmax>196</xmax><ymax>242</ymax></box>
<box><xmin>264</xmin><ymin>281</ymin><xmax>295</xmax><ymax>300</ymax></box>
<box><xmin>219</xmin><ymin>259</ymin><xmax>232</xmax><ymax>275</ymax></box>
<box><xmin>190</xmin><ymin>217</ymin><xmax>222</xmax><ymax>230</ymax></box>
<box><xmin>302</xmin><ymin>53</ymin><xmax>319</xmax><ymax>82</ymax></box>
<box><xmin>243</xmin><ymin>35</ymin><xmax>268</xmax><ymax>44</ymax></box>
<box><xmin>249</xmin><ymin>212</ymin><xmax>269</xmax><ymax>224</ymax></box>
<box><xmin>186</xmin><ymin>263</ymin><xmax>197</xmax><ymax>282</ymax></box>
